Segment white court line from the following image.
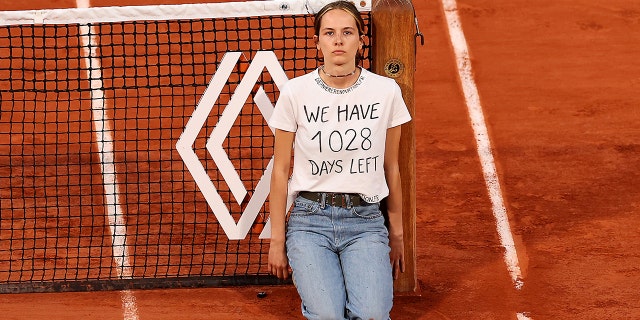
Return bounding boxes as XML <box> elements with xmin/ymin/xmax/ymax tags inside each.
<box><xmin>76</xmin><ymin>0</ymin><xmax>138</xmax><ymax>319</ymax></box>
<box><xmin>439</xmin><ymin>0</ymin><xmax>524</xmax><ymax>289</ymax></box>
<box><xmin>517</xmin><ymin>312</ymin><xmax>534</xmax><ymax>320</ymax></box>
<box><xmin>121</xmin><ymin>290</ymin><xmax>139</xmax><ymax>320</ymax></box>
<box><xmin>440</xmin><ymin>1</ymin><xmax>532</xmax><ymax>317</ymax></box>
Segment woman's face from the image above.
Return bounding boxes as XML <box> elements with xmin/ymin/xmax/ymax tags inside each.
<box><xmin>315</xmin><ymin>8</ymin><xmax>363</xmax><ymax>68</ymax></box>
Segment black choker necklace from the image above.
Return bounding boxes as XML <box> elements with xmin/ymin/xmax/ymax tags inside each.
<box><xmin>321</xmin><ymin>66</ymin><xmax>358</xmax><ymax>78</ymax></box>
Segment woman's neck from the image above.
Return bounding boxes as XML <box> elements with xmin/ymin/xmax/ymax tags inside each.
<box><xmin>319</xmin><ymin>65</ymin><xmax>361</xmax><ymax>89</ymax></box>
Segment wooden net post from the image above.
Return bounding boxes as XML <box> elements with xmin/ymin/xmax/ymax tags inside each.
<box><xmin>371</xmin><ymin>0</ymin><xmax>417</xmax><ymax>293</ymax></box>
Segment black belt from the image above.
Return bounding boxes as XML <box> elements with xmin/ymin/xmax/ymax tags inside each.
<box><xmin>298</xmin><ymin>191</ymin><xmax>362</xmax><ymax>208</ymax></box>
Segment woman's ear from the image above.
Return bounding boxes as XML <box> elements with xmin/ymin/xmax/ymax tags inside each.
<box><xmin>359</xmin><ymin>35</ymin><xmax>364</xmax><ymax>49</ymax></box>
<box><xmin>314</xmin><ymin>35</ymin><xmax>319</xmax><ymax>50</ymax></box>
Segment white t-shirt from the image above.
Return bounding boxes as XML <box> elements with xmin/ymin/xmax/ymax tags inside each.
<box><xmin>269</xmin><ymin>68</ymin><xmax>412</xmax><ymax>203</ymax></box>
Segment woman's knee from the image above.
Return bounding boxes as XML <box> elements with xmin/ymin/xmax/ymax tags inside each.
<box><xmin>348</xmin><ymin>311</ymin><xmax>390</xmax><ymax>320</ymax></box>
<box><xmin>302</xmin><ymin>302</ymin><xmax>346</xmax><ymax>320</ymax></box>
<box><xmin>347</xmin><ymin>302</ymin><xmax>391</xmax><ymax>320</ymax></box>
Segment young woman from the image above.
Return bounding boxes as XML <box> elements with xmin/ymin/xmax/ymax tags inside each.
<box><xmin>268</xmin><ymin>1</ymin><xmax>411</xmax><ymax>319</ymax></box>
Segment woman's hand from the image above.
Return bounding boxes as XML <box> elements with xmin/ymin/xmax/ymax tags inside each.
<box><xmin>389</xmin><ymin>232</ymin><xmax>405</xmax><ymax>280</ymax></box>
<box><xmin>384</xmin><ymin>125</ymin><xmax>406</xmax><ymax>280</ymax></box>
<box><xmin>268</xmin><ymin>239</ymin><xmax>291</xmax><ymax>279</ymax></box>
<box><xmin>268</xmin><ymin>129</ymin><xmax>295</xmax><ymax>280</ymax></box>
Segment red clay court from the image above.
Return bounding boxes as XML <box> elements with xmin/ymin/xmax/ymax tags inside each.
<box><xmin>1</xmin><ymin>0</ymin><xmax>639</xmax><ymax>319</ymax></box>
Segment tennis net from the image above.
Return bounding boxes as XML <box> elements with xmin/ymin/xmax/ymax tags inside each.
<box><xmin>0</xmin><ymin>0</ymin><xmax>372</xmax><ymax>293</ymax></box>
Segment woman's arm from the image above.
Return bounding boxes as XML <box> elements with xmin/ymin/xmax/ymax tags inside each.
<box><xmin>268</xmin><ymin>129</ymin><xmax>295</xmax><ymax>279</ymax></box>
<box><xmin>384</xmin><ymin>125</ymin><xmax>406</xmax><ymax>280</ymax></box>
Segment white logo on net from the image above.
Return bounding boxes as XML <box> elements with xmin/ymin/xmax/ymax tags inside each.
<box><xmin>176</xmin><ymin>51</ymin><xmax>288</xmax><ymax>240</ymax></box>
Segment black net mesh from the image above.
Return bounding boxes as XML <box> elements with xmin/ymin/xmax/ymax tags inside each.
<box><xmin>0</xmin><ymin>9</ymin><xmax>372</xmax><ymax>292</ymax></box>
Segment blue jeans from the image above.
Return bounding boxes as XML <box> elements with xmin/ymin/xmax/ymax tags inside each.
<box><xmin>286</xmin><ymin>195</ymin><xmax>393</xmax><ymax>320</ymax></box>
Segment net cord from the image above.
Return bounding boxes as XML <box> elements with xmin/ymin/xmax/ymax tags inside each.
<box><xmin>0</xmin><ymin>0</ymin><xmax>372</xmax><ymax>26</ymax></box>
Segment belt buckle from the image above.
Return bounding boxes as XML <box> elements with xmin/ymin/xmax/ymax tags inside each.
<box><xmin>331</xmin><ymin>193</ymin><xmax>340</xmax><ymax>207</ymax></box>
<box><xmin>326</xmin><ymin>193</ymin><xmax>339</xmax><ymax>208</ymax></box>
<box><xmin>317</xmin><ymin>192</ymin><xmax>354</xmax><ymax>208</ymax></box>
